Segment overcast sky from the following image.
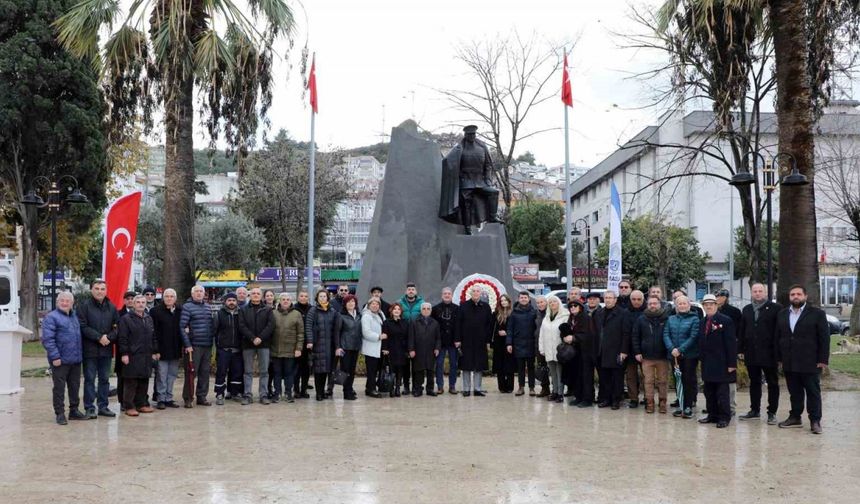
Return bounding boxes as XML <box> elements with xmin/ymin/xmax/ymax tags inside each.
<box><xmin>255</xmin><ymin>0</ymin><xmax>667</xmax><ymax>168</ymax></box>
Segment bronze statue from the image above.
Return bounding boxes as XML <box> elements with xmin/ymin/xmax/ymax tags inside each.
<box><xmin>438</xmin><ymin>125</ymin><xmax>500</xmax><ymax>234</ymax></box>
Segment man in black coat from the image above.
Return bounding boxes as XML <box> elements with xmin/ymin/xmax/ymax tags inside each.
<box><xmin>506</xmin><ymin>291</ymin><xmax>537</xmax><ymax>396</ymax></box>
<box><xmin>238</xmin><ymin>288</ymin><xmax>275</xmax><ymax>405</ymax></box>
<box><xmin>738</xmin><ymin>283</ymin><xmax>783</xmax><ymax>424</ymax></box>
<box><xmin>150</xmin><ymin>288</ymin><xmax>187</xmax><ymax>409</ymax></box>
<box><xmin>293</xmin><ymin>290</ymin><xmax>313</xmax><ymax>398</ymax></box>
<box><xmin>77</xmin><ymin>280</ymin><xmax>119</xmax><ymax>418</ymax></box>
<box><xmin>576</xmin><ymin>292</ymin><xmax>602</xmax><ymax>407</ymax></box>
<box><xmin>624</xmin><ymin>290</ymin><xmax>646</xmax><ymax>408</ymax></box>
<box><xmin>432</xmin><ymin>287</ymin><xmax>460</xmax><ymax>394</ymax></box>
<box><xmin>368</xmin><ymin>286</ymin><xmax>391</xmax><ymax>317</ymax></box>
<box><xmin>118</xmin><ymin>295</ymin><xmax>158</xmax><ymax>416</ymax></box>
<box><xmin>776</xmin><ymin>284</ymin><xmax>830</xmax><ymax>434</ymax></box>
<box><xmin>596</xmin><ymin>291</ymin><xmax>631</xmax><ymax>410</ymax></box>
<box><xmin>408</xmin><ymin>303</ymin><xmax>441</xmax><ymax>397</ymax></box>
<box><xmin>616</xmin><ymin>280</ymin><xmax>633</xmax><ymax>310</ymax></box>
<box><xmin>455</xmin><ymin>286</ymin><xmax>494</xmax><ymax>396</ymax></box>
<box><xmin>698</xmin><ymin>295</ymin><xmax>737</xmax><ymax>428</ymax></box>
<box><xmin>214</xmin><ymin>292</ymin><xmax>244</xmax><ymax>405</ymax></box>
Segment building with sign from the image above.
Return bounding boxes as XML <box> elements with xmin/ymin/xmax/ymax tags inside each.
<box><xmin>568</xmin><ymin>104</ymin><xmax>860</xmax><ymax>308</ymax></box>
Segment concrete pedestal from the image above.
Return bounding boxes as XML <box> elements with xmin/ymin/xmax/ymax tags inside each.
<box><xmin>0</xmin><ymin>325</ymin><xmax>30</xmax><ymax>394</ymax></box>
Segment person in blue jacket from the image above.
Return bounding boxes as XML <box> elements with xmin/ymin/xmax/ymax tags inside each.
<box><xmin>663</xmin><ymin>295</ymin><xmax>700</xmax><ymax>419</ymax></box>
<box><xmin>41</xmin><ymin>291</ymin><xmax>88</xmax><ymax>425</ymax></box>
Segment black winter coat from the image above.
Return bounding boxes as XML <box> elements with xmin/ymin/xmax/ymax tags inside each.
<box><xmin>699</xmin><ymin>313</ymin><xmax>738</xmax><ymax>383</ymax></box>
<box><xmin>719</xmin><ymin>303</ymin><xmax>743</xmax><ymax>327</ymax></box>
<box><xmin>381</xmin><ymin>318</ymin><xmax>410</xmax><ymax>367</ymax></box>
<box><xmin>456</xmin><ymin>300</ymin><xmax>493</xmax><ymax>372</ymax></box>
<box><xmin>238</xmin><ymin>302</ymin><xmax>275</xmax><ymax>349</ymax></box>
<box><xmin>492</xmin><ymin>316</ymin><xmax>516</xmax><ymax>374</ymax></box>
<box><xmin>632</xmin><ymin>309</ymin><xmax>668</xmax><ymax>360</ymax></box>
<box><xmin>150</xmin><ymin>303</ymin><xmax>184</xmax><ymax>361</ymax></box>
<box><xmin>597</xmin><ymin>306</ymin><xmax>631</xmax><ymax>369</ymax></box>
<box><xmin>580</xmin><ymin>308</ymin><xmax>602</xmax><ymax>358</ymax></box>
<box><xmin>77</xmin><ymin>297</ymin><xmax>119</xmax><ymax>358</ymax></box>
<box><xmin>409</xmin><ymin>316</ymin><xmax>441</xmax><ymax>371</ymax></box>
<box><xmin>506</xmin><ymin>304</ymin><xmax>536</xmax><ymax>358</ymax></box>
<box><xmin>214</xmin><ymin>307</ymin><xmax>242</xmax><ymax>349</ymax></box>
<box><xmin>559</xmin><ymin>311</ymin><xmax>588</xmax><ymax>357</ymax></box>
<box><xmin>118</xmin><ymin>312</ymin><xmax>156</xmax><ymax>379</ymax></box>
<box><xmin>431</xmin><ymin>302</ymin><xmax>459</xmax><ymax>348</ymax></box>
<box><xmin>738</xmin><ymin>301</ymin><xmax>782</xmax><ymax>367</ymax></box>
<box><xmin>776</xmin><ymin>305</ymin><xmax>830</xmax><ymax>374</ymax></box>
<box><xmin>336</xmin><ymin>310</ymin><xmax>363</xmax><ymax>352</ymax></box>
<box><xmin>306</xmin><ymin>305</ymin><xmax>341</xmax><ymax>374</ymax></box>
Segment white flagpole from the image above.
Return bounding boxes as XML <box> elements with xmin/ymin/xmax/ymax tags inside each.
<box><xmin>563</xmin><ymin>54</ymin><xmax>573</xmax><ymax>293</ymax></box>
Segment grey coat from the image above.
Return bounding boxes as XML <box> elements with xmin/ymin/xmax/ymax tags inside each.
<box><xmin>409</xmin><ymin>316</ymin><xmax>441</xmax><ymax>371</ymax></box>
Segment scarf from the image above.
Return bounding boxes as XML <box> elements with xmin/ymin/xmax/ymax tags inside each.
<box><xmin>319</xmin><ymin>301</ymin><xmax>329</xmax><ymax>311</ymax></box>
<box><xmin>752</xmin><ymin>299</ymin><xmax>766</xmax><ymax>321</ymax></box>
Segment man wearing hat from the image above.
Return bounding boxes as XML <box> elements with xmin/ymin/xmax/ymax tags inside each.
<box><xmin>698</xmin><ymin>294</ymin><xmax>737</xmax><ymax>428</ymax></box>
<box><xmin>142</xmin><ymin>286</ymin><xmax>158</xmax><ymax>313</ymax></box>
<box><xmin>438</xmin><ymin>124</ymin><xmax>500</xmax><ymax>235</ymax></box>
<box><xmin>715</xmin><ymin>288</ymin><xmax>742</xmax><ymax>416</ymax></box>
<box><xmin>368</xmin><ymin>286</ymin><xmax>391</xmax><ymax>316</ymax></box>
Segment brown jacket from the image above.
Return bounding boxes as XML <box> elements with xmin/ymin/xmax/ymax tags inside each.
<box><xmin>271</xmin><ymin>306</ymin><xmax>304</xmax><ymax>358</ymax></box>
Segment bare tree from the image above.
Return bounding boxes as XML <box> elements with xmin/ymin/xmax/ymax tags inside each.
<box><xmin>438</xmin><ymin>32</ymin><xmax>570</xmax><ymax>216</ymax></box>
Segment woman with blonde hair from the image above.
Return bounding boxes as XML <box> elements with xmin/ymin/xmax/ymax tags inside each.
<box><xmin>537</xmin><ymin>295</ymin><xmax>569</xmax><ymax>403</ymax></box>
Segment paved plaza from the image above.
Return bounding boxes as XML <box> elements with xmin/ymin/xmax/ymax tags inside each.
<box><xmin>1</xmin><ymin>376</ymin><xmax>859</xmax><ymax>503</ymax></box>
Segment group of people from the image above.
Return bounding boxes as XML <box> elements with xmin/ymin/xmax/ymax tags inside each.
<box><xmin>41</xmin><ymin>278</ymin><xmax>830</xmax><ymax>434</ymax></box>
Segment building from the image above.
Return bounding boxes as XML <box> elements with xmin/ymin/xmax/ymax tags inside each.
<box><xmin>322</xmin><ymin>156</ymin><xmax>385</xmax><ymax>269</ymax></box>
<box><xmin>568</xmin><ymin>104</ymin><xmax>860</xmax><ymax>308</ymax></box>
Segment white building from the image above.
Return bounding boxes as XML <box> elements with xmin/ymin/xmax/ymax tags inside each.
<box><xmin>569</xmin><ymin>104</ymin><xmax>860</xmax><ymax>307</ymax></box>
<box><xmin>322</xmin><ymin>156</ymin><xmax>385</xmax><ymax>269</ymax></box>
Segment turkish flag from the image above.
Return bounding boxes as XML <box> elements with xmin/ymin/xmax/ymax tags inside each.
<box><xmin>103</xmin><ymin>192</ymin><xmax>142</xmax><ymax>306</ymax></box>
<box><xmin>308</xmin><ymin>54</ymin><xmax>318</xmax><ymax>114</ymax></box>
<box><xmin>562</xmin><ymin>53</ymin><xmax>573</xmax><ymax>107</ymax></box>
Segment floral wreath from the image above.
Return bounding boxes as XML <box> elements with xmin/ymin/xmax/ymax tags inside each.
<box><xmin>453</xmin><ymin>273</ymin><xmax>507</xmax><ymax>312</ymax></box>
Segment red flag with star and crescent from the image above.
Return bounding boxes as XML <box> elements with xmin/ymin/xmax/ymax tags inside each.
<box><xmin>103</xmin><ymin>192</ymin><xmax>142</xmax><ymax>306</ymax></box>
<box><xmin>562</xmin><ymin>52</ymin><xmax>572</xmax><ymax>107</ymax></box>
<box><xmin>308</xmin><ymin>54</ymin><xmax>318</xmax><ymax>114</ymax></box>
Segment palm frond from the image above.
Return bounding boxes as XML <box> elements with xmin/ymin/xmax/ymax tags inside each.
<box><xmin>55</xmin><ymin>0</ymin><xmax>121</xmax><ymax>64</ymax></box>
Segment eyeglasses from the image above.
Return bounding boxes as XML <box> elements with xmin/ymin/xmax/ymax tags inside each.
<box><xmin>338</xmin><ymin>289</ymin><xmax>348</xmax><ymax>293</ymax></box>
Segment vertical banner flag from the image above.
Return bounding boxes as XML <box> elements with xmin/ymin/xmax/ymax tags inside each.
<box><xmin>562</xmin><ymin>52</ymin><xmax>573</xmax><ymax>107</ymax></box>
<box><xmin>308</xmin><ymin>54</ymin><xmax>318</xmax><ymax>114</ymax></box>
<box><xmin>103</xmin><ymin>192</ymin><xmax>142</xmax><ymax>306</ymax></box>
<box><xmin>607</xmin><ymin>182</ymin><xmax>622</xmax><ymax>292</ymax></box>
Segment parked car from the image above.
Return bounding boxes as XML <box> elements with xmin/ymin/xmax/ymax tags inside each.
<box><xmin>826</xmin><ymin>313</ymin><xmax>851</xmax><ymax>335</ymax></box>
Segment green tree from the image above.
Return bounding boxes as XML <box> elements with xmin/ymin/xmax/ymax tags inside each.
<box><xmin>507</xmin><ymin>201</ymin><xmax>568</xmax><ymax>270</ymax></box>
<box><xmin>595</xmin><ymin>215</ymin><xmax>710</xmax><ymax>293</ymax></box>
<box><xmin>729</xmin><ymin>224</ymin><xmax>779</xmax><ymax>282</ymax></box>
<box><xmin>56</xmin><ymin>0</ymin><xmax>298</xmax><ymax>302</ymax></box>
<box><xmin>516</xmin><ymin>151</ymin><xmax>536</xmax><ymax>165</ymax></box>
<box><xmin>195</xmin><ymin>212</ymin><xmax>264</xmax><ymax>281</ymax></box>
<box><xmin>232</xmin><ymin>131</ymin><xmax>349</xmax><ymax>293</ymax></box>
<box><xmin>0</xmin><ymin>0</ymin><xmax>109</xmax><ymax>332</ymax></box>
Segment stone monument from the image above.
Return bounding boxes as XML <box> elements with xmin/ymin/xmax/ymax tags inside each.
<box><xmin>357</xmin><ymin>120</ymin><xmax>514</xmax><ymax>305</ymax></box>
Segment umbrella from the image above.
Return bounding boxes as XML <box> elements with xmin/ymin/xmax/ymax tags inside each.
<box><xmin>183</xmin><ymin>354</ymin><xmax>196</xmax><ymax>404</ymax></box>
<box><xmin>673</xmin><ymin>356</ymin><xmax>684</xmax><ymax>411</ymax></box>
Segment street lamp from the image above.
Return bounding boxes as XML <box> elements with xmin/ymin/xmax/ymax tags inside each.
<box><xmin>727</xmin><ymin>151</ymin><xmax>808</xmax><ymax>300</ymax></box>
<box><xmin>571</xmin><ymin>217</ymin><xmax>592</xmax><ymax>294</ymax></box>
<box><xmin>22</xmin><ymin>174</ymin><xmax>89</xmax><ymax>309</ymax></box>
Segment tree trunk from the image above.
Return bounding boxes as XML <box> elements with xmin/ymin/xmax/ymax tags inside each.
<box><xmin>18</xmin><ymin>207</ymin><xmax>39</xmax><ymax>340</ymax></box>
<box><xmin>162</xmin><ymin>75</ymin><xmax>196</xmax><ymax>299</ymax></box>
<box><xmin>769</xmin><ymin>0</ymin><xmax>820</xmax><ymax>306</ymax></box>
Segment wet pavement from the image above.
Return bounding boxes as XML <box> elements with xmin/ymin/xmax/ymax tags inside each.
<box><xmin>1</xmin><ymin>376</ymin><xmax>858</xmax><ymax>503</ymax></box>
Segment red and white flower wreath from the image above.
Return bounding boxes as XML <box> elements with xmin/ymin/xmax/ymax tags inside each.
<box><xmin>453</xmin><ymin>273</ymin><xmax>507</xmax><ymax>312</ymax></box>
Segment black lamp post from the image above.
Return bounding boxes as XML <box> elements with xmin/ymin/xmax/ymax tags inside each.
<box><xmin>571</xmin><ymin>217</ymin><xmax>592</xmax><ymax>294</ymax></box>
<box><xmin>729</xmin><ymin>151</ymin><xmax>808</xmax><ymax>300</ymax></box>
<box><xmin>22</xmin><ymin>175</ymin><xmax>89</xmax><ymax>310</ymax></box>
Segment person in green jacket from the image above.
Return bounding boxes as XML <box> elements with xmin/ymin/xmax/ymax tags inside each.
<box><xmin>271</xmin><ymin>293</ymin><xmax>304</xmax><ymax>403</ymax></box>
<box><xmin>398</xmin><ymin>282</ymin><xmax>424</xmax><ymax>395</ymax></box>
<box><xmin>663</xmin><ymin>295</ymin><xmax>700</xmax><ymax>419</ymax></box>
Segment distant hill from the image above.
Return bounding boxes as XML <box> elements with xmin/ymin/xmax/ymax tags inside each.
<box><xmin>193</xmin><ymin>149</ymin><xmax>236</xmax><ymax>175</ymax></box>
<box><xmin>343</xmin><ymin>142</ymin><xmax>390</xmax><ymax>164</ymax></box>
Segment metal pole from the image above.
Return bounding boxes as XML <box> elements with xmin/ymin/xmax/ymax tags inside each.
<box><xmin>563</xmin><ymin>101</ymin><xmax>572</xmax><ymax>292</ymax></box>
<box><xmin>729</xmin><ymin>188</ymin><xmax>735</xmax><ymax>294</ymax></box>
<box><xmin>586</xmin><ymin>224</ymin><xmax>592</xmax><ymax>294</ymax></box>
<box><xmin>49</xmin><ymin>181</ymin><xmax>58</xmax><ymax>310</ymax></box>
<box><xmin>766</xmin><ymin>161</ymin><xmax>774</xmax><ymax>301</ymax></box>
<box><xmin>306</xmin><ymin>110</ymin><xmax>316</xmax><ymax>297</ymax></box>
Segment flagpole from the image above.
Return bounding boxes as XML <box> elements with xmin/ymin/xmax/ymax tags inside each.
<box><xmin>306</xmin><ymin>106</ymin><xmax>316</xmax><ymax>297</ymax></box>
<box><xmin>563</xmin><ymin>54</ymin><xmax>573</xmax><ymax>293</ymax></box>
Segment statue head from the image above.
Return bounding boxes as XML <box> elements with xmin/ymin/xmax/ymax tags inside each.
<box><xmin>463</xmin><ymin>124</ymin><xmax>478</xmax><ymax>144</ymax></box>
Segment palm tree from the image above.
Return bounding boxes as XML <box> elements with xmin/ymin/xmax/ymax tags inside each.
<box><xmin>55</xmin><ymin>0</ymin><xmax>297</xmax><ymax>298</ymax></box>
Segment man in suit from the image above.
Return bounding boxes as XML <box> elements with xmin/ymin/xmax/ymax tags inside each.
<box><xmin>697</xmin><ymin>294</ymin><xmax>737</xmax><ymax>429</ymax></box>
<box><xmin>738</xmin><ymin>283</ymin><xmax>782</xmax><ymax>425</ymax></box>
<box><xmin>776</xmin><ymin>284</ymin><xmax>829</xmax><ymax>434</ymax></box>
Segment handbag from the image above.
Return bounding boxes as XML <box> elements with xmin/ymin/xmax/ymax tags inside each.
<box><xmin>556</xmin><ymin>342</ymin><xmax>577</xmax><ymax>364</ymax></box>
<box><xmin>535</xmin><ymin>360</ymin><xmax>550</xmax><ymax>384</ymax></box>
<box><xmin>377</xmin><ymin>355</ymin><xmax>394</xmax><ymax>393</ymax></box>
<box><xmin>333</xmin><ymin>357</ymin><xmax>349</xmax><ymax>386</ymax></box>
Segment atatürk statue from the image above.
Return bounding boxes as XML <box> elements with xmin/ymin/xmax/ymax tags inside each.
<box><xmin>438</xmin><ymin>125</ymin><xmax>500</xmax><ymax>234</ymax></box>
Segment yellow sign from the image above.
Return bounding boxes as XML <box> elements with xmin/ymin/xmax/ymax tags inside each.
<box><xmin>196</xmin><ymin>270</ymin><xmax>251</xmax><ymax>282</ymax></box>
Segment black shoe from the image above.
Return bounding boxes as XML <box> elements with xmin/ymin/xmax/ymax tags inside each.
<box><xmin>670</xmin><ymin>399</ymin><xmax>680</xmax><ymax>408</ymax></box>
<box><xmin>156</xmin><ymin>402</ymin><xmax>166</xmax><ymax>410</ymax></box>
<box><xmin>778</xmin><ymin>417</ymin><xmax>803</xmax><ymax>428</ymax></box>
<box><xmin>672</xmin><ymin>409</ymin><xmax>684</xmax><ymax>417</ymax></box>
<box><xmin>628</xmin><ymin>400</ymin><xmax>638</xmax><ymax>409</ymax></box>
<box><xmin>196</xmin><ymin>399</ymin><xmax>212</xmax><ymax>407</ymax></box>
<box><xmin>681</xmin><ymin>408</ymin><xmax>693</xmax><ymax>419</ymax></box>
<box><xmin>811</xmin><ymin>421</ymin><xmax>822</xmax><ymax>434</ymax></box>
<box><xmin>548</xmin><ymin>393</ymin><xmax>559</xmax><ymax>401</ymax></box>
<box><xmin>569</xmin><ymin>399</ymin><xmax>581</xmax><ymax>406</ymax></box>
<box><xmin>739</xmin><ymin>410</ymin><xmax>760</xmax><ymax>420</ymax></box>
<box><xmin>716</xmin><ymin>421</ymin><xmax>729</xmax><ymax>428</ymax></box>
<box><xmin>597</xmin><ymin>401</ymin><xmax>611</xmax><ymax>408</ymax></box>
<box><xmin>316</xmin><ymin>395</ymin><xmax>324</xmax><ymax>401</ymax></box>
<box><xmin>85</xmin><ymin>408</ymin><xmax>97</xmax><ymax>419</ymax></box>
<box><xmin>554</xmin><ymin>396</ymin><xmax>564</xmax><ymax>403</ymax></box>
<box><xmin>611</xmin><ymin>402</ymin><xmax>621</xmax><ymax>410</ymax></box>
<box><xmin>271</xmin><ymin>396</ymin><xmax>280</xmax><ymax>403</ymax></box>
<box><xmin>324</xmin><ymin>391</ymin><xmax>333</xmax><ymax>399</ymax></box>
<box><xmin>287</xmin><ymin>395</ymin><xmax>295</xmax><ymax>403</ymax></box>
<box><xmin>767</xmin><ymin>413</ymin><xmax>777</xmax><ymax>425</ymax></box>
<box><xmin>165</xmin><ymin>401</ymin><xmax>180</xmax><ymax>408</ymax></box>
<box><xmin>298</xmin><ymin>392</ymin><xmax>310</xmax><ymax>399</ymax></box>
<box><xmin>462</xmin><ymin>391</ymin><xmax>472</xmax><ymax>397</ymax></box>
<box><xmin>307</xmin><ymin>385</ymin><xmax>314</xmax><ymax>390</ymax></box>
<box><xmin>474</xmin><ymin>391</ymin><xmax>486</xmax><ymax>397</ymax></box>
<box><xmin>577</xmin><ymin>401</ymin><xmax>593</xmax><ymax>408</ymax></box>
<box><xmin>394</xmin><ymin>389</ymin><xmax>402</xmax><ymax>398</ymax></box>
<box><xmin>68</xmin><ymin>409</ymin><xmax>88</xmax><ymax>421</ymax></box>
<box><xmin>427</xmin><ymin>390</ymin><xmax>438</xmax><ymax>397</ymax></box>
<box><xmin>366</xmin><ymin>391</ymin><xmax>381</xmax><ymax>398</ymax></box>
<box><xmin>98</xmin><ymin>408</ymin><xmax>117</xmax><ymax>417</ymax></box>
<box><xmin>698</xmin><ymin>417</ymin><xmax>716</xmax><ymax>424</ymax></box>
<box><xmin>56</xmin><ymin>414</ymin><xmax>68</xmax><ymax>425</ymax></box>
<box><xmin>412</xmin><ymin>391</ymin><xmax>422</xmax><ymax>397</ymax></box>
<box><xmin>344</xmin><ymin>393</ymin><xmax>358</xmax><ymax>401</ymax></box>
